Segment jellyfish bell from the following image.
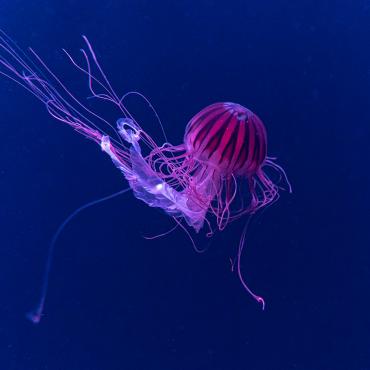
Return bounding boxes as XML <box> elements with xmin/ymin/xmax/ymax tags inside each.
<box><xmin>185</xmin><ymin>102</ymin><xmax>267</xmax><ymax>177</ymax></box>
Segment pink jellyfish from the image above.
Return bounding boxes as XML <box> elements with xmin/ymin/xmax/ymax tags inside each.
<box><xmin>0</xmin><ymin>31</ymin><xmax>291</xmax><ymax>322</ymax></box>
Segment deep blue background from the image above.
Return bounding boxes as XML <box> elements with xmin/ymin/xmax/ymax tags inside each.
<box><xmin>0</xmin><ymin>1</ymin><xmax>369</xmax><ymax>369</ymax></box>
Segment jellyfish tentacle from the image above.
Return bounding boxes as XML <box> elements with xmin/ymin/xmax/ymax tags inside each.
<box><xmin>236</xmin><ymin>220</ymin><xmax>265</xmax><ymax>310</ymax></box>
<box><xmin>27</xmin><ymin>187</ymin><xmax>131</xmax><ymax>324</ymax></box>
<box><xmin>101</xmin><ymin>119</ymin><xmax>208</xmax><ymax>231</ymax></box>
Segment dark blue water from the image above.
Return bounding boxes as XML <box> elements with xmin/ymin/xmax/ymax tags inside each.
<box><xmin>0</xmin><ymin>1</ymin><xmax>369</xmax><ymax>369</ymax></box>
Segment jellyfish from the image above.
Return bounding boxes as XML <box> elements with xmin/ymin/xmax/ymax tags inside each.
<box><xmin>0</xmin><ymin>31</ymin><xmax>291</xmax><ymax>322</ymax></box>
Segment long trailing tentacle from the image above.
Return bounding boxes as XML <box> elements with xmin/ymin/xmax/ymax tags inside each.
<box><xmin>235</xmin><ymin>218</ymin><xmax>265</xmax><ymax>309</ymax></box>
<box><xmin>27</xmin><ymin>188</ymin><xmax>131</xmax><ymax>324</ymax></box>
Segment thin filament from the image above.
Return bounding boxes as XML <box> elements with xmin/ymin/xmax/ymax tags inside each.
<box><xmin>27</xmin><ymin>188</ymin><xmax>130</xmax><ymax>324</ymax></box>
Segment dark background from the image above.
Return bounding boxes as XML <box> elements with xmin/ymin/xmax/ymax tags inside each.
<box><xmin>0</xmin><ymin>1</ymin><xmax>369</xmax><ymax>369</ymax></box>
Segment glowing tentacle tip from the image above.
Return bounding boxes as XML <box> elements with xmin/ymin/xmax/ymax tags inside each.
<box><xmin>26</xmin><ymin>310</ymin><xmax>42</xmax><ymax>324</ymax></box>
<box><xmin>257</xmin><ymin>296</ymin><xmax>265</xmax><ymax>311</ymax></box>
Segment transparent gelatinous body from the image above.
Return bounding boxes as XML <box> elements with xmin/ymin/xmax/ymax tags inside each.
<box><xmin>101</xmin><ymin>118</ymin><xmax>207</xmax><ymax>231</ymax></box>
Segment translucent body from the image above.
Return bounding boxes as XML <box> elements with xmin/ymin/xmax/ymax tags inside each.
<box><xmin>101</xmin><ymin>119</ymin><xmax>207</xmax><ymax>231</ymax></box>
<box><xmin>0</xmin><ymin>31</ymin><xmax>291</xmax><ymax>319</ymax></box>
